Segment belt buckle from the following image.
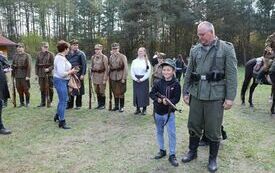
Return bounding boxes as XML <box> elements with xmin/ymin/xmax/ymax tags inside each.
<box><xmin>201</xmin><ymin>75</ymin><xmax>206</xmax><ymax>80</ymax></box>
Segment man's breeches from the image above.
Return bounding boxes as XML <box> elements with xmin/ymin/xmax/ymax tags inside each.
<box><xmin>94</xmin><ymin>83</ymin><xmax>106</xmax><ymax>97</ymax></box>
<box><xmin>15</xmin><ymin>78</ymin><xmax>30</xmax><ymax>96</ymax></box>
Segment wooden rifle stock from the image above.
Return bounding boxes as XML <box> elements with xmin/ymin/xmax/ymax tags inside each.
<box><xmin>45</xmin><ymin>74</ymin><xmax>50</xmax><ymax>107</ymax></box>
<box><xmin>11</xmin><ymin>75</ymin><xmax>16</xmax><ymax>107</ymax></box>
<box><xmin>88</xmin><ymin>69</ymin><xmax>92</xmax><ymax>109</ymax></box>
<box><xmin>108</xmin><ymin>79</ymin><xmax>112</xmax><ymax>110</ymax></box>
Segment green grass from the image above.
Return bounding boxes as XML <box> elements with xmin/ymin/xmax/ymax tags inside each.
<box><xmin>0</xmin><ymin>65</ymin><xmax>275</xmax><ymax>173</ymax></box>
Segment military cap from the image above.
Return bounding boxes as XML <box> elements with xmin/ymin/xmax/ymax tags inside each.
<box><xmin>160</xmin><ymin>58</ymin><xmax>176</xmax><ymax>69</ymax></box>
<box><xmin>111</xmin><ymin>42</ymin><xmax>120</xmax><ymax>49</ymax></box>
<box><xmin>69</xmin><ymin>39</ymin><xmax>79</xmax><ymax>45</ymax></box>
<box><xmin>41</xmin><ymin>42</ymin><xmax>49</xmax><ymax>47</ymax></box>
<box><xmin>16</xmin><ymin>42</ymin><xmax>24</xmax><ymax>48</ymax></box>
<box><xmin>158</xmin><ymin>52</ymin><xmax>166</xmax><ymax>59</ymax></box>
<box><xmin>94</xmin><ymin>44</ymin><xmax>103</xmax><ymax>49</ymax></box>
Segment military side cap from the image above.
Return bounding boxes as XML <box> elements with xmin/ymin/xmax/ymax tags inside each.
<box><xmin>111</xmin><ymin>42</ymin><xmax>120</xmax><ymax>48</ymax></box>
<box><xmin>160</xmin><ymin>58</ymin><xmax>176</xmax><ymax>69</ymax></box>
<box><xmin>158</xmin><ymin>52</ymin><xmax>166</xmax><ymax>58</ymax></box>
<box><xmin>94</xmin><ymin>44</ymin><xmax>103</xmax><ymax>49</ymax></box>
<box><xmin>17</xmin><ymin>42</ymin><xmax>24</xmax><ymax>47</ymax></box>
<box><xmin>69</xmin><ymin>39</ymin><xmax>79</xmax><ymax>45</ymax></box>
<box><xmin>41</xmin><ymin>42</ymin><xmax>49</xmax><ymax>47</ymax></box>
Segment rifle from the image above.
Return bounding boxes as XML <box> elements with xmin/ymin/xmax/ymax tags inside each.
<box><xmin>45</xmin><ymin>73</ymin><xmax>50</xmax><ymax>107</ymax></box>
<box><xmin>156</xmin><ymin>92</ymin><xmax>182</xmax><ymax>127</ymax></box>
<box><xmin>156</xmin><ymin>92</ymin><xmax>182</xmax><ymax>113</ymax></box>
<box><xmin>88</xmin><ymin>68</ymin><xmax>92</xmax><ymax>109</ymax></box>
<box><xmin>11</xmin><ymin>75</ymin><xmax>16</xmax><ymax>107</ymax></box>
<box><xmin>108</xmin><ymin>78</ymin><xmax>112</xmax><ymax>111</ymax></box>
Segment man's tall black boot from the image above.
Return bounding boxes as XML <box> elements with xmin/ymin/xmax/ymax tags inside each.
<box><xmin>0</xmin><ymin>102</ymin><xmax>11</xmax><ymax>135</ymax></box>
<box><xmin>208</xmin><ymin>141</ymin><xmax>220</xmax><ymax>172</ymax></box>
<box><xmin>96</xmin><ymin>95</ymin><xmax>101</xmax><ymax>109</ymax></box>
<box><xmin>19</xmin><ymin>96</ymin><xmax>25</xmax><ymax>107</ymax></box>
<box><xmin>26</xmin><ymin>95</ymin><xmax>30</xmax><ymax>107</ymax></box>
<box><xmin>119</xmin><ymin>98</ymin><xmax>124</xmax><ymax>112</ymax></box>
<box><xmin>37</xmin><ymin>92</ymin><xmax>46</xmax><ymax>107</ymax></box>
<box><xmin>111</xmin><ymin>98</ymin><xmax>119</xmax><ymax>111</ymax></box>
<box><xmin>99</xmin><ymin>96</ymin><xmax>106</xmax><ymax>109</ymax></box>
<box><xmin>182</xmin><ymin>136</ymin><xmax>200</xmax><ymax>163</ymax></box>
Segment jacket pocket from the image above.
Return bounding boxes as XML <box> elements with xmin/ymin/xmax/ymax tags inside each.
<box><xmin>210</xmin><ymin>82</ymin><xmax>225</xmax><ymax>100</ymax></box>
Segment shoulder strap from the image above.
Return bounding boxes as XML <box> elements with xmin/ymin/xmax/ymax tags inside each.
<box><xmin>210</xmin><ymin>40</ymin><xmax>221</xmax><ymax>71</ymax></box>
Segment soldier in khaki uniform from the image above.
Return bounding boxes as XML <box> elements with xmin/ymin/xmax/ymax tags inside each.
<box><xmin>182</xmin><ymin>21</ymin><xmax>238</xmax><ymax>172</ymax></box>
<box><xmin>35</xmin><ymin>42</ymin><xmax>54</xmax><ymax>107</ymax></box>
<box><xmin>12</xmin><ymin>43</ymin><xmax>32</xmax><ymax>107</ymax></box>
<box><xmin>109</xmin><ymin>43</ymin><xmax>128</xmax><ymax>112</ymax></box>
<box><xmin>90</xmin><ymin>44</ymin><xmax>108</xmax><ymax>109</ymax></box>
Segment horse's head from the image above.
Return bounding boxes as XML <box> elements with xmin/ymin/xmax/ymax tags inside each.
<box><xmin>264</xmin><ymin>47</ymin><xmax>275</xmax><ymax>59</ymax></box>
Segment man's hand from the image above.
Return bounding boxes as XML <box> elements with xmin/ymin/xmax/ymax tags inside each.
<box><xmin>80</xmin><ymin>75</ymin><xmax>84</xmax><ymax>80</ymax></box>
<box><xmin>223</xmin><ymin>99</ymin><xmax>233</xmax><ymax>110</ymax></box>
<box><xmin>121</xmin><ymin>79</ymin><xmax>125</xmax><ymax>83</ymax></box>
<box><xmin>183</xmin><ymin>95</ymin><xmax>190</xmax><ymax>105</ymax></box>
<box><xmin>26</xmin><ymin>77</ymin><xmax>30</xmax><ymax>80</ymax></box>
<box><xmin>162</xmin><ymin>98</ymin><xmax>168</xmax><ymax>105</ymax></box>
<box><xmin>44</xmin><ymin>68</ymin><xmax>49</xmax><ymax>72</ymax></box>
<box><xmin>157</xmin><ymin>98</ymin><xmax>162</xmax><ymax>103</ymax></box>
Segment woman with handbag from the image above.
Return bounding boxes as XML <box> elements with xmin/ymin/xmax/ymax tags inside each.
<box><xmin>53</xmin><ymin>40</ymin><xmax>77</xmax><ymax>129</ymax></box>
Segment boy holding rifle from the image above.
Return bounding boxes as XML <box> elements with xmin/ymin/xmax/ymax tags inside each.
<box><xmin>149</xmin><ymin>58</ymin><xmax>181</xmax><ymax>167</ymax></box>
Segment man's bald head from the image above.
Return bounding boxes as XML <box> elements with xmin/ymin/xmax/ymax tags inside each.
<box><xmin>197</xmin><ymin>21</ymin><xmax>216</xmax><ymax>46</ymax></box>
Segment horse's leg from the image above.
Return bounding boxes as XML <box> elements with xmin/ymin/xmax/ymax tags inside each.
<box><xmin>249</xmin><ymin>79</ymin><xmax>258</xmax><ymax>107</ymax></box>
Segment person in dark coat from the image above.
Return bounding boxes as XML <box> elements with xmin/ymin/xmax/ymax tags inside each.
<box><xmin>0</xmin><ymin>54</ymin><xmax>12</xmax><ymax>134</ymax></box>
<box><xmin>66</xmin><ymin>39</ymin><xmax>87</xmax><ymax>110</ymax></box>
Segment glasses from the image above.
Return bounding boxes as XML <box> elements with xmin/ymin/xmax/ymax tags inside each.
<box><xmin>94</xmin><ymin>48</ymin><xmax>101</xmax><ymax>50</ymax></box>
<box><xmin>43</xmin><ymin>46</ymin><xmax>49</xmax><ymax>48</ymax></box>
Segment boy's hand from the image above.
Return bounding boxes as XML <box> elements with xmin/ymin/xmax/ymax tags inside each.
<box><xmin>162</xmin><ymin>98</ymin><xmax>168</xmax><ymax>105</ymax></box>
<box><xmin>157</xmin><ymin>98</ymin><xmax>162</xmax><ymax>103</ymax></box>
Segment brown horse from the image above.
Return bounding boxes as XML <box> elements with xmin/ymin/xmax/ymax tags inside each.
<box><xmin>241</xmin><ymin>55</ymin><xmax>275</xmax><ymax>114</ymax></box>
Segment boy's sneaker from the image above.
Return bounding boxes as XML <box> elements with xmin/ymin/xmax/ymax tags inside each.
<box><xmin>154</xmin><ymin>149</ymin><xmax>166</xmax><ymax>159</ymax></box>
<box><xmin>169</xmin><ymin>154</ymin><xmax>179</xmax><ymax>167</ymax></box>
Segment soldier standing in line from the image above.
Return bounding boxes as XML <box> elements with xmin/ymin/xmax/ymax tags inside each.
<box><xmin>66</xmin><ymin>39</ymin><xmax>87</xmax><ymax>110</ymax></box>
<box><xmin>12</xmin><ymin>43</ymin><xmax>32</xmax><ymax>107</ymax></box>
<box><xmin>90</xmin><ymin>44</ymin><xmax>109</xmax><ymax>109</ymax></box>
<box><xmin>35</xmin><ymin>42</ymin><xmax>54</xmax><ymax>107</ymax></box>
<box><xmin>182</xmin><ymin>21</ymin><xmax>237</xmax><ymax>172</ymax></box>
<box><xmin>109</xmin><ymin>43</ymin><xmax>128</xmax><ymax>112</ymax></box>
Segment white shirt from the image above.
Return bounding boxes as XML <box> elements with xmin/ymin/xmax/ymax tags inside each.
<box><xmin>53</xmin><ymin>54</ymin><xmax>72</xmax><ymax>80</ymax></box>
<box><xmin>131</xmin><ymin>57</ymin><xmax>151</xmax><ymax>82</ymax></box>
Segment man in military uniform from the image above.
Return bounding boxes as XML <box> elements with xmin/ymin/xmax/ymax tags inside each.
<box><xmin>35</xmin><ymin>42</ymin><xmax>54</xmax><ymax>107</ymax></box>
<box><xmin>12</xmin><ymin>43</ymin><xmax>32</xmax><ymax>107</ymax></box>
<box><xmin>256</xmin><ymin>32</ymin><xmax>275</xmax><ymax>84</ymax></box>
<box><xmin>90</xmin><ymin>44</ymin><xmax>108</xmax><ymax>109</ymax></box>
<box><xmin>182</xmin><ymin>21</ymin><xmax>237</xmax><ymax>172</ymax></box>
<box><xmin>66</xmin><ymin>39</ymin><xmax>87</xmax><ymax>110</ymax></box>
<box><xmin>109</xmin><ymin>43</ymin><xmax>128</xmax><ymax>112</ymax></box>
